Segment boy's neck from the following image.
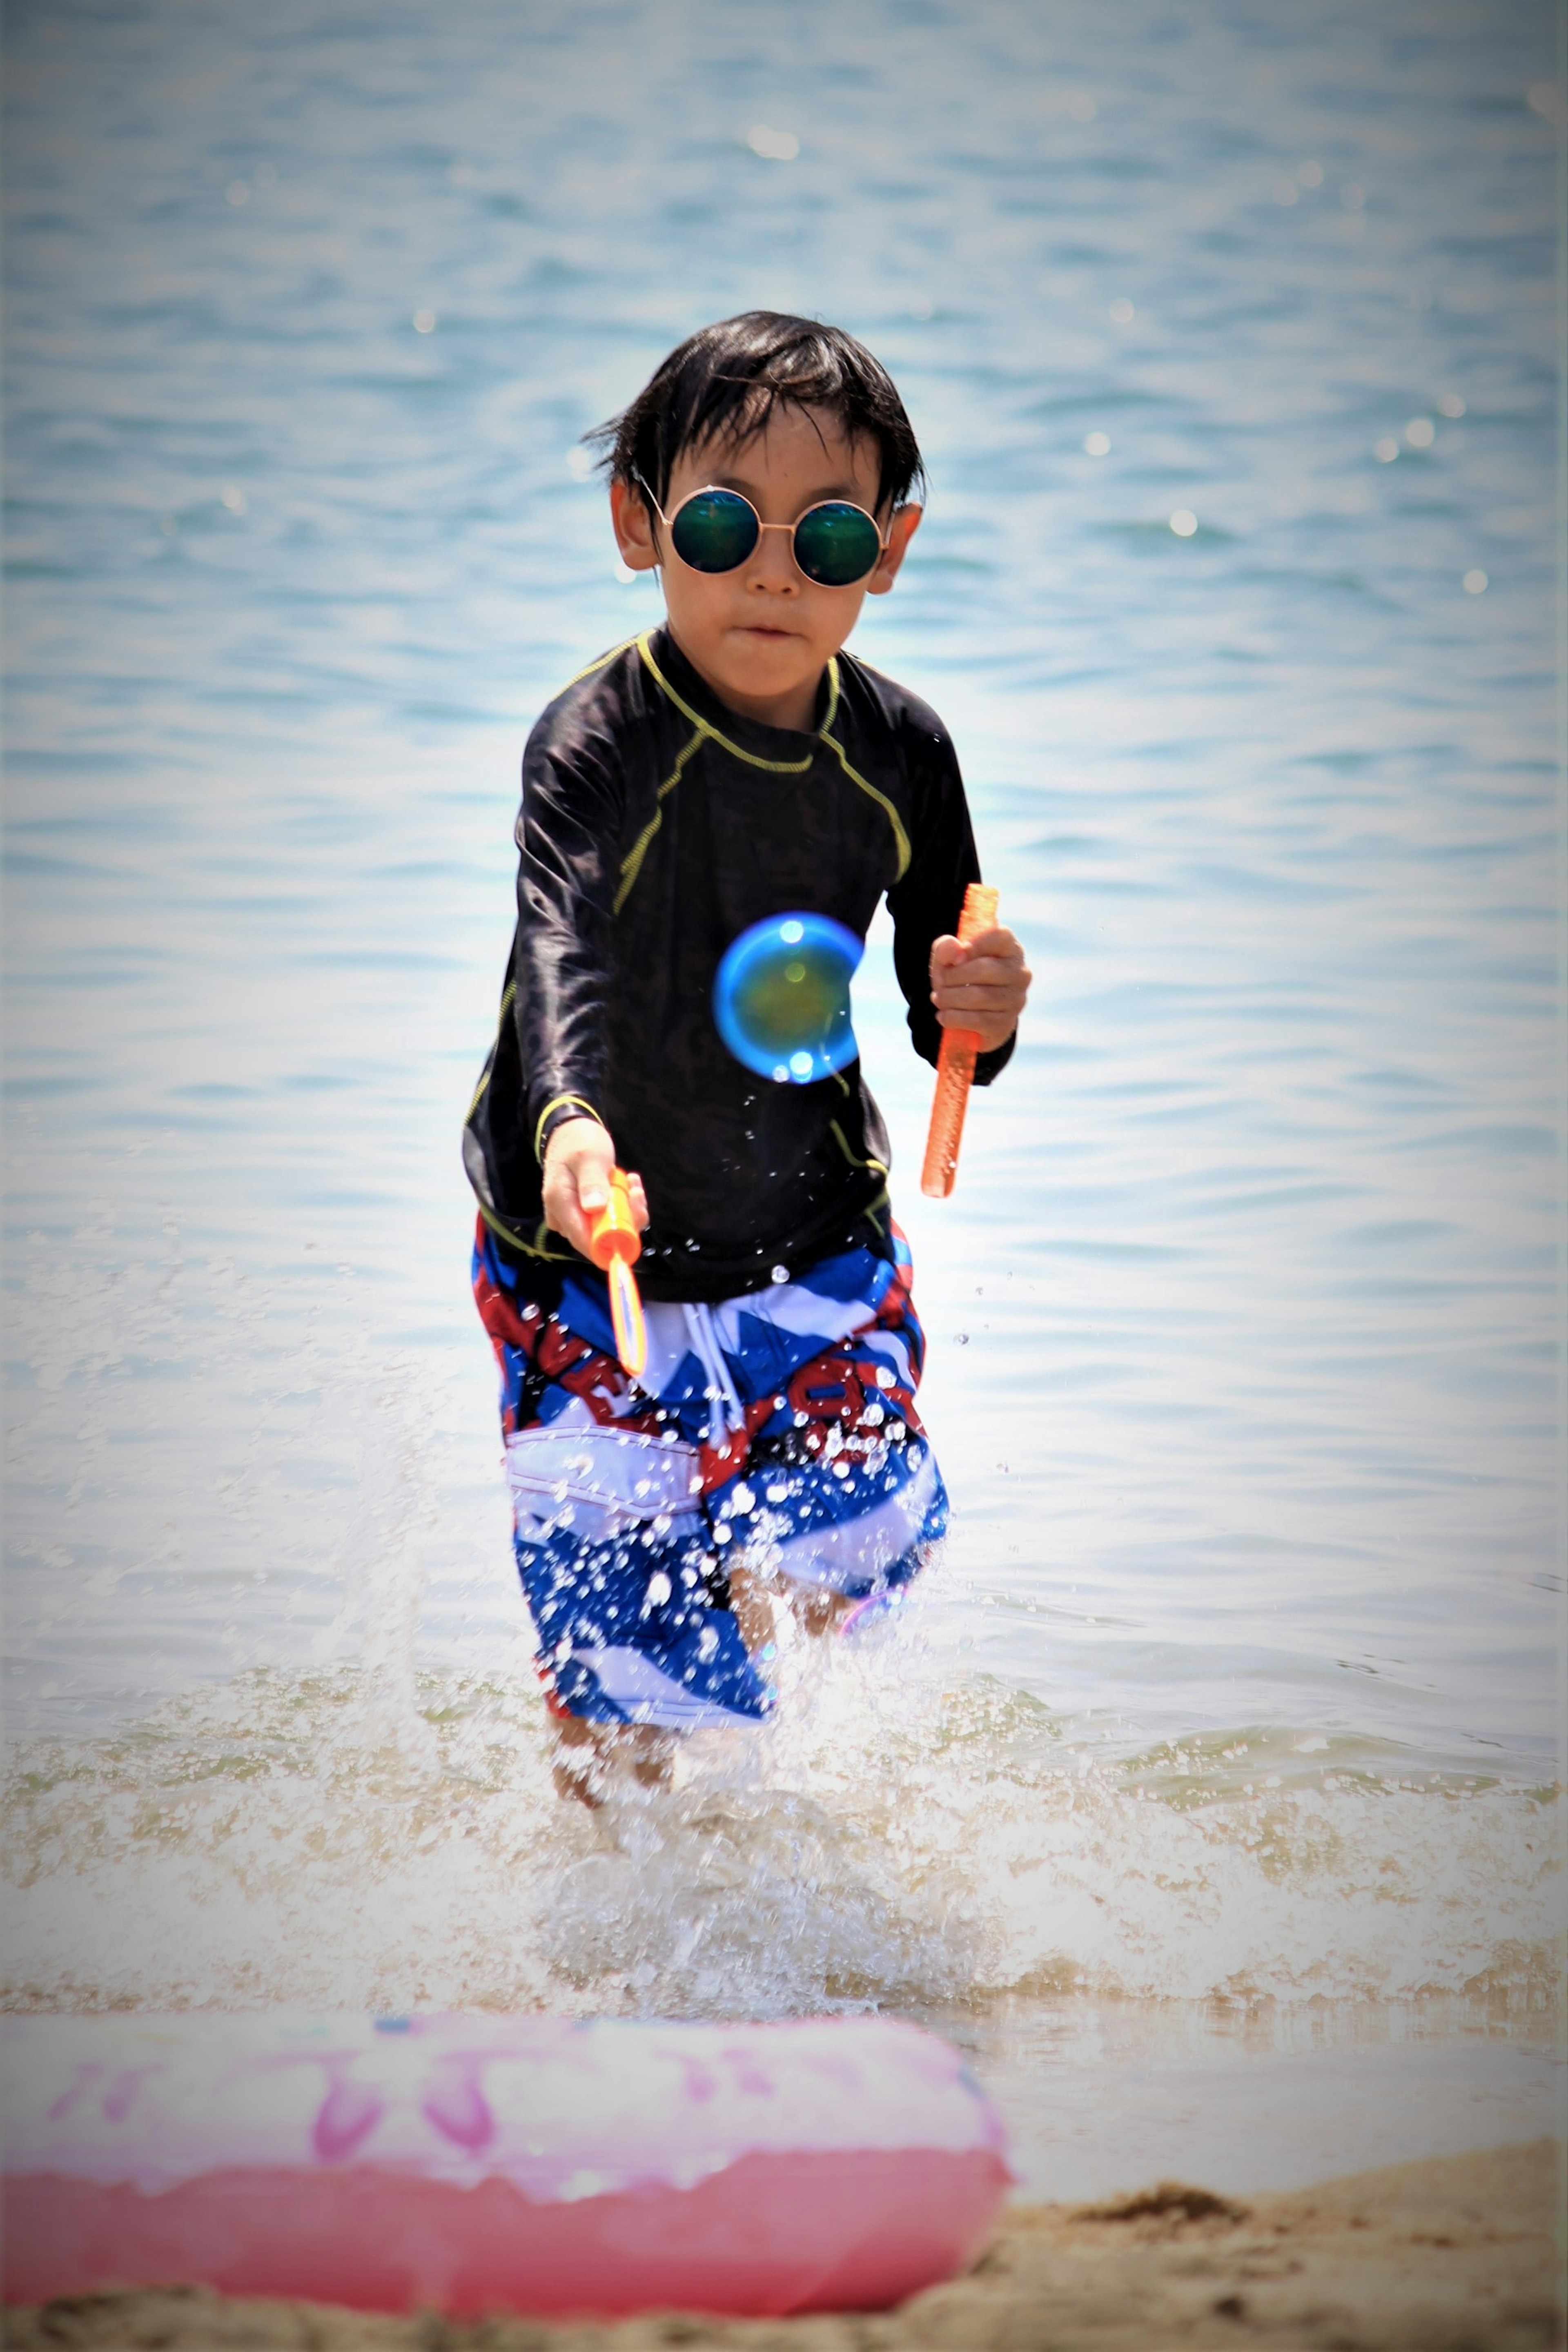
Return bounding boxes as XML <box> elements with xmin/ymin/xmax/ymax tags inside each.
<box><xmin>666</xmin><ymin>626</ymin><xmax>826</xmax><ymax>735</ymax></box>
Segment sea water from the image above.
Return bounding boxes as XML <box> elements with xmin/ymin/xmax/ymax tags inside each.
<box><xmin>3</xmin><ymin>0</ymin><xmax>1563</xmax><ymax>2196</ymax></box>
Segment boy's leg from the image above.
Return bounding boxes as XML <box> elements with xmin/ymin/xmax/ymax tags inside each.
<box><xmin>471</xmin><ymin>1217</ymin><xmax>776</xmax><ymax>1800</ymax></box>
<box><xmin>704</xmin><ymin>1223</ymin><xmax>950</xmax><ymax>1628</ymax></box>
<box><xmin>728</xmin><ymin>1562</ymin><xmax>856</xmax><ymax>1646</ymax></box>
<box><xmin>550</xmin><ymin>1713</ymin><xmax>673</xmax><ymax>1807</ymax></box>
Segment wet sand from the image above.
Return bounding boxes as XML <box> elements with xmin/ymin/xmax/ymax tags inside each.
<box><xmin>4</xmin><ymin>2139</ymin><xmax>1560</xmax><ymax>2352</ymax></box>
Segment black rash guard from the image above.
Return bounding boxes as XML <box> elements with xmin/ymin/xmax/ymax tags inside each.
<box><xmin>463</xmin><ymin>625</ymin><xmax>1013</xmax><ymax>1303</ymax></box>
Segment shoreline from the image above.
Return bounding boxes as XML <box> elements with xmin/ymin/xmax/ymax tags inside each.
<box><xmin>4</xmin><ymin>2139</ymin><xmax>1560</xmax><ymax>2351</ymax></box>
<box><xmin>934</xmin><ymin>1992</ymin><xmax>1562</xmax><ymax>2204</ymax></box>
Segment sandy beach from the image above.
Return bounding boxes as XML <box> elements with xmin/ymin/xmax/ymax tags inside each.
<box><xmin>4</xmin><ymin>2139</ymin><xmax>1560</xmax><ymax>2352</ymax></box>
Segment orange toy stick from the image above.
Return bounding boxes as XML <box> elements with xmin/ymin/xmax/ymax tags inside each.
<box><xmin>920</xmin><ymin>883</ymin><xmax>1000</xmax><ymax>1200</ymax></box>
<box><xmin>588</xmin><ymin>1168</ymin><xmax>647</xmax><ymax>1379</ymax></box>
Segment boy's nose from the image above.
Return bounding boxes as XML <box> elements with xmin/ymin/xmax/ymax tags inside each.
<box><xmin>745</xmin><ymin>525</ymin><xmax>799</xmax><ymax>592</ymax></box>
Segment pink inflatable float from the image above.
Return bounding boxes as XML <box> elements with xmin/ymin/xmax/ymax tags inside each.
<box><xmin>1</xmin><ymin>2013</ymin><xmax>1010</xmax><ymax>2319</ymax></box>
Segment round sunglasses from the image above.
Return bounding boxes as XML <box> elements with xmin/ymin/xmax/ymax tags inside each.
<box><xmin>635</xmin><ymin>472</ymin><xmax>891</xmax><ymax>588</ymax></box>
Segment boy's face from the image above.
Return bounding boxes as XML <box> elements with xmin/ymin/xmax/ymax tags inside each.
<box><xmin>610</xmin><ymin>404</ymin><xmax>922</xmax><ymax>731</ymax></box>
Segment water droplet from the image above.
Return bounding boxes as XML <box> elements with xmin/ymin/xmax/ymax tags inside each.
<box><xmin>1169</xmin><ymin>509</ymin><xmax>1197</xmax><ymax>537</ymax></box>
<box><xmin>1083</xmin><ymin>430</ymin><xmax>1111</xmax><ymax>457</ymax></box>
<box><xmin>1108</xmin><ymin>297</ymin><xmax>1134</xmax><ymax>324</ymax></box>
<box><xmin>1404</xmin><ymin>416</ymin><xmax>1435</xmax><ymax>448</ymax></box>
<box><xmin>1296</xmin><ymin>160</ymin><xmax>1323</xmax><ymax>188</ymax></box>
<box><xmin>1438</xmin><ymin>392</ymin><xmax>1466</xmax><ymax>419</ymax></box>
<box><xmin>220</xmin><ymin>484</ymin><xmax>246</xmax><ymax>516</ymax></box>
<box><xmin>1462</xmin><ymin>569</ymin><xmax>1488</xmax><ymax>595</ymax></box>
<box><xmin>412</xmin><ymin>308</ymin><xmax>436</xmax><ymax>334</ymax></box>
<box><xmin>226</xmin><ymin>180</ymin><xmax>249</xmax><ymax>207</ymax></box>
<box><xmin>1373</xmin><ymin>437</ymin><xmax>1399</xmax><ymax>463</ymax></box>
<box><xmin>1273</xmin><ymin>178</ymin><xmax>1299</xmax><ymax>206</ymax></box>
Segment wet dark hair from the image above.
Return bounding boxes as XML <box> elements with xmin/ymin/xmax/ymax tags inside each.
<box><xmin>584</xmin><ymin>311</ymin><xmax>926</xmax><ymax>517</ymax></box>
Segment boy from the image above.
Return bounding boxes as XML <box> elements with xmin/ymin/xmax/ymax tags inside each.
<box><xmin>465</xmin><ymin>313</ymin><xmax>1030</xmax><ymax>1803</ymax></box>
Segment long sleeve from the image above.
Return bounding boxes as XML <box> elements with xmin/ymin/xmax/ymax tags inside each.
<box><xmin>512</xmin><ymin>724</ymin><xmax>626</xmax><ymax>1161</ymax></box>
<box><xmin>884</xmin><ymin>724</ymin><xmax>1016</xmax><ymax>1087</ymax></box>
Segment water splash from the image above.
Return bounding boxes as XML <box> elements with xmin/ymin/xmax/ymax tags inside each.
<box><xmin>3</xmin><ymin>1629</ymin><xmax>1557</xmax><ymax>2022</ymax></box>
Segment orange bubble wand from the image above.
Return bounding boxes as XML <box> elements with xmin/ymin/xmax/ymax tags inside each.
<box><xmin>588</xmin><ymin>1168</ymin><xmax>646</xmax><ymax>1379</ymax></box>
<box><xmin>920</xmin><ymin>883</ymin><xmax>1000</xmax><ymax>1200</ymax></box>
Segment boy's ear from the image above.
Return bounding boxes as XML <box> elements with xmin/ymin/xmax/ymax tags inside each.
<box><xmin>865</xmin><ymin>504</ymin><xmax>922</xmax><ymax>597</ymax></box>
<box><xmin>610</xmin><ymin>477</ymin><xmax>661</xmax><ymax>572</ymax></box>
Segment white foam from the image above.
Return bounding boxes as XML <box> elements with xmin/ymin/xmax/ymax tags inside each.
<box><xmin>2</xmin><ymin>1630</ymin><xmax>1558</xmax><ymax>2023</ymax></box>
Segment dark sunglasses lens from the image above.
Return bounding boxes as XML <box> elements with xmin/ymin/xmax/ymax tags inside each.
<box><xmin>669</xmin><ymin>489</ymin><xmax>759</xmax><ymax>573</ymax></box>
<box><xmin>792</xmin><ymin>502</ymin><xmax>882</xmax><ymax>586</ymax></box>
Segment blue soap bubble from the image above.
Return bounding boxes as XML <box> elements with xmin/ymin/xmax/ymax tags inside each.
<box><xmin>713</xmin><ymin>912</ymin><xmax>864</xmax><ymax>1085</ymax></box>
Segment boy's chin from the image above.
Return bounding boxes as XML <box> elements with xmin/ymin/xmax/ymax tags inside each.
<box><xmin>668</xmin><ymin>615</ymin><xmax>840</xmax><ymax>718</ymax></box>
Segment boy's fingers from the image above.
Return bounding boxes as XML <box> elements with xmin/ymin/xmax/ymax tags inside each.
<box><xmin>933</xmin><ymin>965</ymin><xmax>1032</xmax><ymax>1010</ymax></box>
<box><xmin>968</xmin><ymin>924</ymin><xmax>1019</xmax><ymax>957</ymax></box>
<box><xmin>933</xmin><ymin>925</ymin><xmax>1029</xmax><ymax>976</ymax></box>
<box><xmin>541</xmin><ymin>1123</ymin><xmax>651</xmax><ymax>1254</ymax></box>
<box><xmin>935</xmin><ymin>951</ymin><xmax>1027</xmax><ymax>987</ymax></box>
<box><xmin>930</xmin><ymin>922</ymin><xmax>1031</xmax><ymax>1047</ymax></box>
<box><xmin>542</xmin><ymin>1118</ymin><xmax>618</xmax><ymax>1249</ymax></box>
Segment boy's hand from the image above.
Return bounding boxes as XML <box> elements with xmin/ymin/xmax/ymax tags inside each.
<box><xmin>930</xmin><ymin>925</ymin><xmax>1031</xmax><ymax>1054</ymax></box>
<box><xmin>542</xmin><ymin>1116</ymin><xmax>649</xmax><ymax>1259</ymax></box>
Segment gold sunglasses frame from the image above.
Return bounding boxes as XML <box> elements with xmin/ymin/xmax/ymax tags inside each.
<box><xmin>632</xmin><ymin>472</ymin><xmax>893</xmax><ymax>586</ymax></box>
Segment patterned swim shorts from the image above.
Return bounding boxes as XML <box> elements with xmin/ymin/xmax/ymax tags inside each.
<box><xmin>472</xmin><ymin>1216</ymin><xmax>948</xmax><ymax>1728</ymax></box>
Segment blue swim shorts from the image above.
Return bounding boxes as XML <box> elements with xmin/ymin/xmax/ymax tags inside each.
<box><xmin>472</xmin><ymin>1217</ymin><xmax>948</xmax><ymax>1728</ymax></box>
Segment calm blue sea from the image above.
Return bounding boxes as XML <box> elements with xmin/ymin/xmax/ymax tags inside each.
<box><xmin>3</xmin><ymin>0</ymin><xmax>1562</xmax><ymax>2190</ymax></box>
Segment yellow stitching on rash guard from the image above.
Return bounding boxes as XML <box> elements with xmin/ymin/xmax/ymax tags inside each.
<box><xmin>636</xmin><ymin>634</ymin><xmax>814</xmax><ymax>774</ymax></box>
<box><xmin>532</xmin><ymin>1092</ymin><xmax>606</xmax><ymax>1163</ymax></box>
<box><xmin>614</xmin><ymin>726</ymin><xmax>706</xmax><ymax>912</ymax></box>
<box><xmin>466</xmin><ymin>980</ymin><xmax>518</xmax><ymax>1120</ymax></box>
<box><xmin>624</xmin><ymin>644</ymin><xmax>889</xmax><ymax>913</ymax></box>
<box><xmin>564</xmin><ymin>635</ymin><xmax>639</xmax><ymax>689</ymax></box>
<box><xmin>820</xmin><ymin>656</ymin><xmax>842</xmax><ymax>734</ymax></box>
<box><xmin>829</xmin><ymin>1118</ymin><xmax>889</xmax><ymax>1177</ymax></box>
<box><xmin>477</xmin><ymin>1198</ymin><xmax>576</xmax><ymax>1261</ymax></box>
<box><xmin>819</xmin><ymin>726</ymin><xmax>912</xmax><ymax>882</ymax></box>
